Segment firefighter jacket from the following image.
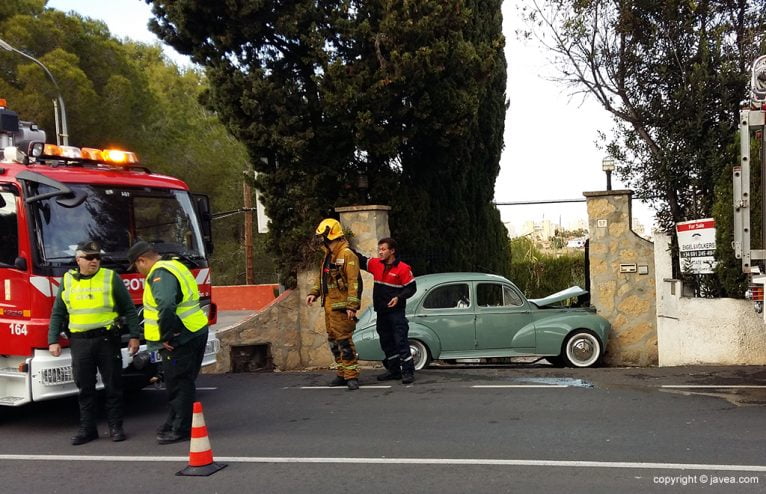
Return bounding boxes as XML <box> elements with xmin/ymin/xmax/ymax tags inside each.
<box><xmin>309</xmin><ymin>238</ymin><xmax>362</xmax><ymax>311</ymax></box>
<box><xmin>143</xmin><ymin>259</ymin><xmax>208</xmax><ymax>343</ymax></box>
<box><xmin>357</xmin><ymin>253</ymin><xmax>416</xmax><ymax>313</ymax></box>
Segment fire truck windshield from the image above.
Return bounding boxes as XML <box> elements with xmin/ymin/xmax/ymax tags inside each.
<box><xmin>27</xmin><ymin>183</ymin><xmax>205</xmax><ymax>271</ymax></box>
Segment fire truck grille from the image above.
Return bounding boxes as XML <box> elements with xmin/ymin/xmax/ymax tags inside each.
<box><xmin>41</xmin><ymin>367</ymin><xmax>74</xmax><ymax>385</ymax></box>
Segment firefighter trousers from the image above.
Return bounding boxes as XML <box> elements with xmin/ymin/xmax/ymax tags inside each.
<box><xmin>324</xmin><ymin>307</ymin><xmax>359</xmax><ymax>380</ymax></box>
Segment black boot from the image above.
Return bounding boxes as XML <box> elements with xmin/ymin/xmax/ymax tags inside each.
<box><xmin>377</xmin><ymin>356</ymin><xmax>401</xmax><ymax>381</ymax></box>
<box><xmin>109</xmin><ymin>425</ymin><xmax>126</xmax><ymax>442</ymax></box>
<box><xmin>346</xmin><ymin>378</ymin><xmax>360</xmax><ymax>390</ymax></box>
<box><xmin>71</xmin><ymin>427</ymin><xmax>98</xmax><ymax>446</ymax></box>
<box><xmin>401</xmin><ymin>358</ymin><xmax>415</xmax><ymax>384</ymax></box>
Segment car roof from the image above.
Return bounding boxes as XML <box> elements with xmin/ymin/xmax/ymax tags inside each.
<box><xmin>414</xmin><ymin>272</ymin><xmax>513</xmax><ymax>289</ymax></box>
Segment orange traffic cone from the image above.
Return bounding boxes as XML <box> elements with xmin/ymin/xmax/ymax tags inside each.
<box><xmin>176</xmin><ymin>401</ymin><xmax>227</xmax><ymax>477</ymax></box>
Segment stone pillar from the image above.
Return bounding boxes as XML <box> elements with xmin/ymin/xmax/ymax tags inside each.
<box><xmin>335</xmin><ymin>205</ymin><xmax>392</xmax><ymax>311</ymax></box>
<box><xmin>584</xmin><ymin>190</ymin><xmax>657</xmax><ymax>366</ymax></box>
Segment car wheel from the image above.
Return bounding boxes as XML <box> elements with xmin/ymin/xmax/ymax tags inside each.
<box><xmin>562</xmin><ymin>330</ymin><xmax>602</xmax><ymax>368</ymax></box>
<box><xmin>409</xmin><ymin>339</ymin><xmax>432</xmax><ymax>370</ymax></box>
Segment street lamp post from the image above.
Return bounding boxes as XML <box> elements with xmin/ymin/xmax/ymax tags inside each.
<box><xmin>0</xmin><ymin>38</ymin><xmax>69</xmax><ymax>146</ymax></box>
<box><xmin>602</xmin><ymin>156</ymin><xmax>615</xmax><ymax>191</ymax></box>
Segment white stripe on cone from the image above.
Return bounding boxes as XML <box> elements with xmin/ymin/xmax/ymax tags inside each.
<box><xmin>190</xmin><ymin>409</ymin><xmax>212</xmax><ymax>453</ymax></box>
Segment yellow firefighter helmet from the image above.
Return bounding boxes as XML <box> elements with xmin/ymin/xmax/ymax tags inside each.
<box><xmin>315</xmin><ymin>218</ymin><xmax>344</xmax><ymax>240</ymax></box>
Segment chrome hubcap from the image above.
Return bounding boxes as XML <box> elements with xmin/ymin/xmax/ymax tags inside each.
<box><xmin>410</xmin><ymin>343</ymin><xmax>422</xmax><ymax>366</ymax></box>
<box><xmin>571</xmin><ymin>338</ymin><xmax>594</xmax><ymax>362</ymax></box>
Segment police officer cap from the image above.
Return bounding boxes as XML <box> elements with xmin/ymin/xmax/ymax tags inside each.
<box><xmin>76</xmin><ymin>240</ymin><xmax>100</xmax><ymax>255</ymax></box>
<box><xmin>127</xmin><ymin>240</ymin><xmax>154</xmax><ymax>266</ymax></box>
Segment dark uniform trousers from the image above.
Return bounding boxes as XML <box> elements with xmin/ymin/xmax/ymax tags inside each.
<box><xmin>160</xmin><ymin>333</ymin><xmax>207</xmax><ymax>435</ymax></box>
<box><xmin>376</xmin><ymin>310</ymin><xmax>414</xmax><ymax>376</ymax></box>
<box><xmin>70</xmin><ymin>330</ymin><xmax>123</xmax><ymax>430</ymax></box>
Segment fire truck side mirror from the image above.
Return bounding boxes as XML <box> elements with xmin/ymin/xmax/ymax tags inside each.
<box><xmin>13</xmin><ymin>256</ymin><xmax>26</xmax><ymax>271</ymax></box>
<box><xmin>193</xmin><ymin>193</ymin><xmax>214</xmax><ymax>255</ymax></box>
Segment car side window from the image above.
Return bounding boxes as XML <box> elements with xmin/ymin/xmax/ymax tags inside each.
<box><xmin>477</xmin><ymin>283</ymin><xmax>503</xmax><ymax>307</ymax></box>
<box><xmin>503</xmin><ymin>285</ymin><xmax>524</xmax><ymax>307</ymax></box>
<box><xmin>477</xmin><ymin>283</ymin><xmax>524</xmax><ymax>307</ymax></box>
<box><xmin>423</xmin><ymin>283</ymin><xmax>471</xmax><ymax>309</ymax></box>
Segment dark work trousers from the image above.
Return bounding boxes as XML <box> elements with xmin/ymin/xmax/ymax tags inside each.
<box><xmin>70</xmin><ymin>331</ymin><xmax>124</xmax><ymax>431</ymax></box>
<box><xmin>160</xmin><ymin>333</ymin><xmax>207</xmax><ymax>435</ymax></box>
<box><xmin>376</xmin><ymin>310</ymin><xmax>414</xmax><ymax>376</ymax></box>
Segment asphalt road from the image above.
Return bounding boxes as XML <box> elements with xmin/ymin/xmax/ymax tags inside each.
<box><xmin>1</xmin><ymin>365</ymin><xmax>765</xmax><ymax>494</ymax></box>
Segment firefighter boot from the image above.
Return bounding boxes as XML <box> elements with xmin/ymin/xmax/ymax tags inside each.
<box><xmin>346</xmin><ymin>378</ymin><xmax>360</xmax><ymax>390</ymax></box>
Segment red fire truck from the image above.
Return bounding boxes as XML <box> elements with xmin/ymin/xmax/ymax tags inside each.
<box><xmin>0</xmin><ymin>99</ymin><xmax>220</xmax><ymax>406</ymax></box>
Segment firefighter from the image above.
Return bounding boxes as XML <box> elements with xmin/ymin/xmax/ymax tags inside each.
<box><xmin>48</xmin><ymin>241</ymin><xmax>141</xmax><ymax>445</ymax></box>
<box><xmin>355</xmin><ymin>238</ymin><xmax>417</xmax><ymax>384</ymax></box>
<box><xmin>127</xmin><ymin>240</ymin><xmax>209</xmax><ymax>444</ymax></box>
<box><xmin>306</xmin><ymin>218</ymin><xmax>363</xmax><ymax>390</ymax></box>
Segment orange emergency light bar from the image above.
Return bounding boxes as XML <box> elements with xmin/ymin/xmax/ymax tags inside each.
<box><xmin>39</xmin><ymin>144</ymin><xmax>140</xmax><ymax>166</ymax></box>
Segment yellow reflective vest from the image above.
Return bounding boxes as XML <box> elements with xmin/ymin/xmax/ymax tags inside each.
<box><xmin>142</xmin><ymin>260</ymin><xmax>207</xmax><ymax>342</ymax></box>
<box><xmin>61</xmin><ymin>268</ymin><xmax>119</xmax><ymax>333</ymax></box>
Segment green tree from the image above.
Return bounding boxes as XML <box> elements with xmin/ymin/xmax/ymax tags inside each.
<box><xmin>522</xmin><ymin>1</ymin><xmax>766</xmax><ymax>230</ymax></box>
<box><xmin>0</xmin><ymin>6</ymin><xmax>258</xmax><ymax>284</ymax></box>
<box><xmin>145</xmin><ymin>0</ymin><xmax>511</xmax><ymax>285</ymax></box>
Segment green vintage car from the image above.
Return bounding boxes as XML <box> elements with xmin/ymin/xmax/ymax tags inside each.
<box><xmin>353</xmin><ymin>272</ymin><xmax>610</xmax><ymax>369</ymax></box>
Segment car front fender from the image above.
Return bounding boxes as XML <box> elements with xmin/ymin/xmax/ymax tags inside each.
<box><xmin>532</xmin><ymin>312</ymin><xmax>610</xmax><ymax>355</ymax></box>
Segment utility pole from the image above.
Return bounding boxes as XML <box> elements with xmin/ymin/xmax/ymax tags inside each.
<box><xmin>243</xmin><ymin>170</ymin><xmax>255</xmax><ymax>284</ymax></box>
<box><xmin>0</xmin><ymin>38</ymin><xmax>69</xmax><ymax>145</ymax></box>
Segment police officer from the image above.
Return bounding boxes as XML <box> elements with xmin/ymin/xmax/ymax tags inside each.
<box><xmin>306</xmin><ymin>219</ymin><xmax>363</xmax><ymax>390</ymax></box>
<box><xmin>127</xmin><ymin>241</ymin><xmax>209</xmax><ymax>444</ymax></box>
<box><xmin>48</xmin><ymin>240</ymin><xmax>141</xmax><ymax>445</ymax></box>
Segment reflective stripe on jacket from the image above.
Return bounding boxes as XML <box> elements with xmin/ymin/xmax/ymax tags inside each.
<box><xmin>143</xmin><ymin>260</ymin><xmax>207</xmax><ymax>342</ymax></box>
<box><xmin>62</xmin><ymin>268</ymin><xmax>118</xmax><ymax>332</ymax></box>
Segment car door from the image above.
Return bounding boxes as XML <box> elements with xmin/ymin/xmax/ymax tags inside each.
<box><xmin>475</xmin><ymin>283</ymin><xmax>535</xmax><ymax>350</ymax></box>
<box><xmin>411</xmin><ymin>282</ymin><xmax>475</xmax><ymax>352</ymax></box>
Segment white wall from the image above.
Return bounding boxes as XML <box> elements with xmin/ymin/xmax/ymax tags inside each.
<box><xmin>654</xmin><ymin>233</ymin><xmax>766</xmax><ymax>366</ymax></box>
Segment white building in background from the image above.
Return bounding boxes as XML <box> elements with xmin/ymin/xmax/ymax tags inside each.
<box><xmin>503</xmin><ymin>221</ymin><xmax>516</xmax><ymax>238</ymax></box>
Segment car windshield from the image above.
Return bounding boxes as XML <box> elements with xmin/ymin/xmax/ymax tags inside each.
<box><xmin>27</xmin><ymin>183</ymin><xmax>205</xmax><ymax>267</ymax></box>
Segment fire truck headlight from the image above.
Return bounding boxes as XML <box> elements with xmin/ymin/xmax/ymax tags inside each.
<box><xmin>28</xmin><ymin>141</ymin><xmax>44</xmax><ymax>157</ymax></box>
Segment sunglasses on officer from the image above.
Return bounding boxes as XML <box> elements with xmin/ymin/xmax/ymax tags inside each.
<box><xmin>78</xmin><ymin>254</ymin><xmax>101</xmax><ymax>261</ymax></box>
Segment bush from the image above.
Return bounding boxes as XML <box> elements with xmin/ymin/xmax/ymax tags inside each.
<box><xmin>509</xmin><ymin>237</ymin><xmax>585</xmax><ymax>299</ymax></box>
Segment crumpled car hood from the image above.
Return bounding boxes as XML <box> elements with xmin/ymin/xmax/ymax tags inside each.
<box><xmin>528</xmin><ymin>286</ymin><xmax>588</xmax><ymax>307</ymax></box>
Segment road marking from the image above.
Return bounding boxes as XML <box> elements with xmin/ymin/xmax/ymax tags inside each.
<box><xmin>0</xmin><ymin>454</ymin><xmax>764</xmax><ymax>472</ymax></box>
<box><xmin>296</xmin><ymin>386</ymin><xmax>392</xmax><ymax>389</ymax></box>
<box><xmin>471</xmin><ymin>385</ymin><xmax>569</xmax><ymax>389</ymax></box>
<box><xmin>142</xmin><ymin>387</ymin><xmax>218</xmax><ymax>391</ymax></box>
<box><xmin>661</xmin><ymin>385</ymin><xmax>766</xmax><ymax>389</ymax></box>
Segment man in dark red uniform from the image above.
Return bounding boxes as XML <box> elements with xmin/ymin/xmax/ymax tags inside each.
<box><xmin>356</xmin><ymin>238</ymin><xmax>417</xmax><ymax>384</ymax></box>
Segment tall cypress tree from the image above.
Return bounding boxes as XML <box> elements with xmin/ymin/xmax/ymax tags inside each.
<box><xmin>146</xmin><ymin>0</ymin><xmax>511</xmax><ymax>283</ymax></box>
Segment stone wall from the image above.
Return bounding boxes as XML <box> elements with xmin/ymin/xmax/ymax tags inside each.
<box><xmin>209</xmin><ymin>205</ymin><xmax>390</xmax><ymax>372</ymax></box>
<box><xmin>585</xmin><ymin>190</ymin><xmax>658</xmax><ymax>366</ymax></box>
<box><xmin>654</xmin><ymin>233</ymin><xmax>766</xmax><ymax>366</ymax></box>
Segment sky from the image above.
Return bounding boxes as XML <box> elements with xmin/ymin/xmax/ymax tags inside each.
<box><xmin>45</xmin><ymin>0</ymin><xmax>656</xmax><ymax>235</ymax></box>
